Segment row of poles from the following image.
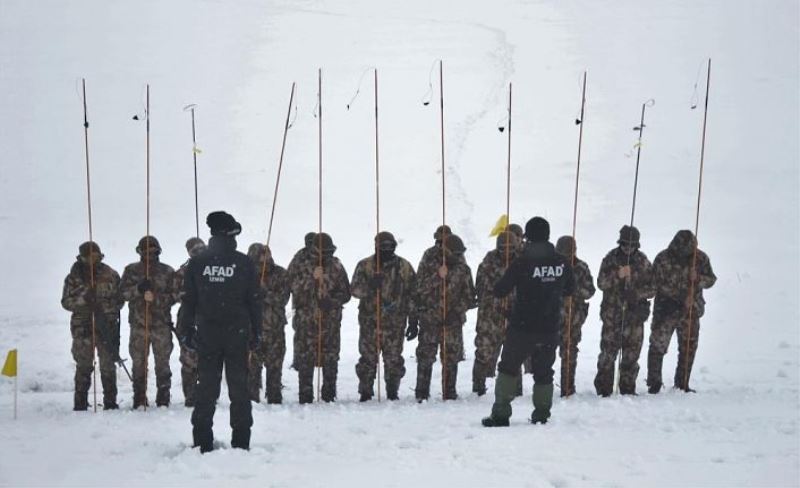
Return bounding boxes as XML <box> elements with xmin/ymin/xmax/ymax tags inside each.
<box><xmin>78</xmin><ymin>59</ymin><xmax>712</xmax><ymax>408</ymax></box>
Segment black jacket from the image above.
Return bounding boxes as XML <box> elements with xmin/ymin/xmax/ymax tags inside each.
<box><xmin>494</xmin><ymin>241</ymin><xmax>575</xmax><ymax>343</ymax></box>
<box><xmin>177</xmin><ymin>236</ymin><xmax>262</xmax><ymax>345</ymax></box>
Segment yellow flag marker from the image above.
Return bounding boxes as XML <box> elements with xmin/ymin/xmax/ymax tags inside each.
<box><xmin>192</xmin><ymin>146</ymin><xmax>203</xmax><ymax>155</ymax></box>
<box><xmin>1</xmin><ymin>349</ymin><xmax>16</xmax><ymax>377</ymax></box>
<box><xmin>489</xmin><ymin>214</ymin><xmax>509</xmax><ymax>237</ymax></box>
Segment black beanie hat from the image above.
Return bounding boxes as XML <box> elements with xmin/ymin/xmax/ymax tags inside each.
<box><xmin>525</xmin><ymin>217</ymin><xmax>550</xmax><ymax>242</ymax></box>
<box><xmin>207</xmin><ymin>211</ymin><xmax>242</xmax><ymax>237</ymax></box>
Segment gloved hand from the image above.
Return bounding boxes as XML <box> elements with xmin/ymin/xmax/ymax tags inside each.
<box><xmin>368</xmin><ymin>273</ymin><xmax>384</xmax><ymax>290</ymax></box>
<box><xmin>318</xmin><ymin>297</ymin><xmax>338</xmax><ymax>311</ymax></box>
<box><xmin>405</xmin><ymin>317</ymin><xmax>419</xmax><ymax>341</ymax></box>
<box><xmin>137</xmin><ymin>279</ymin><xmax>153</xmax><ymax>293</ymax></box>
<box><xmin>249</xmin><ymin>334</ymin><xmax>262</xmax><ymax>352</ymax></box>
<box><xmin>83</xmin><ymin>287</ymin><xmax>97</xmax><ymax>307</ymax></box>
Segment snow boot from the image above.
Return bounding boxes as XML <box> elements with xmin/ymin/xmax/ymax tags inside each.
<box><xmin>193</xmin><ymin>428</ymin><xmax>214</xmax><ymax>454</ymax></box>
<box><xmin>647</xmin><ymin>382</ymin><xmax>662</xmax><ymax>394</ymax></box>
<box><xmin>443</xmin><ymin>363</ymin><xmax>458</xmax><ymax>400</ymax></box>
<box><xmin>530</xmin><ymin>383</ymin><xmax>553</xmax><ymax>424</ymax></box>
<box><xmin>156</xmin><ymin>386</ymin><xmax>170</xmax><ymax>407</ymax></box>
<box><xmin>482</xmin><ymin>371</ymin><xmax>518</xmax><ymax>427</ymax></box>
<box><xmin>231</xmin><ymin>429</ymin><xmax>250</xmax><ymax>450</ymax></box>
<box><xmin>73</xmin><ymin>391</ymin><xmax>89</xmax><ymax>411</ymax></box>
<box><xmin>385</xmin><ymin>377</ymin><xmax>400</xmax><ymax>401</ymax></box>
<box><xmin>266</xmin><ymin>389</ymin><xmax>282</xmax><ymax>405</ymax></box>
<box><xmin>132</xmin><ymin>389</ymin><xmax>148</xmax><ymax>409</ymax></box>
<box><xmin>514</xmin><ymin>374</ymin><xmax>524</xmax><ymax>398</ymax></box>
<box><xmin>472</xmin><ymin>361</ymin><xmax>487</xmax><ymax>396</ymax></box>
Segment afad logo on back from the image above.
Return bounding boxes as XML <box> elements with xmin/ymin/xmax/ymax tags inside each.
<box><xmin>203</xmin><ymin>264</ymin><xmax>236</xmax><ymax>283</ymax></box>
<box><xmin>531</xmin><ymin>265</ymin><xmax>564</xmax><ymax>283</ymax></box>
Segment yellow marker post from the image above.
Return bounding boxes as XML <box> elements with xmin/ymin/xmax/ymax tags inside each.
<box><xmin>2</xmin><ymin>349</ymin><xmax>18</xmax><ymax>419</ymax></box>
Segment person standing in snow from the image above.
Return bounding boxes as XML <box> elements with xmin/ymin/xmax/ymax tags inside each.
<box><xmin>472</xmin><ymin>230</ymin><xmax>521</xmax><ymax>396</ymax></box>
<box><xmin>350</xmin><ymin>231</ymin><xmax>417</xmax><ymax>401</ymax></box>
<box><xmin>414</xmin><ymin>234</ymin><xmax>476</xmax><ymax>401</ymax></box>
<box><xmin>177</xmin><ymin>211</ymin><xmax>262</xmax><ymax>452</ymax></box>
<box><xmin>246</xmin><ymin>243</ymin><xmax>291</xmax><ymax>404</ymax></box>
<box><xmin>61</xmin><ymin>242</ymin><xmax>124</xmax><ymax>410</ymax></box>
<box><xmin>593</xmin><ymin>225</ymin><xmax>655</xmax><ymax>396</ymax></box>
<box><xmin>173</xmin><ymin>237</ymin><xmax>207</xmax><ymax>407</ymax></box>
<box><xmin>120</xmin><ymin>235</ymin><xmax>178</xmax><ymax>408</ymax></box>
<box><xmin>555</xmin><ymin>235</ymin><xmax>596</xmax><ymax>397</ymax></box>
<box><xmin>288</xmin><ymin>233</ymin><xmax>351</xmax><ymax>403</ymax></box>
<box><xmin>646</xmin><ymin>230</ymin><xmax>716</xmax><ymax>393</ymax></box>
<box><xmin>482</xmin><ymin>217</ymin><xmax>574</xmax><ymax>427</ymax></box>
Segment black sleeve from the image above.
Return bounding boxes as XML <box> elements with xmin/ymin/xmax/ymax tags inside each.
<box><xmin>493</xmin><ymin>260</ymin><xmax>518</xmax><ymax>298</ymax></box>
<box><xmin>176</xmin><ymin>260</ymin><xmax>198</xmax><ymax>338</ymax></box>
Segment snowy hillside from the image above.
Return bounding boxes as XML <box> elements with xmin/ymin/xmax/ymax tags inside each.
<box><xmin>0</xmin><ymin>0</ymin><xmax>798</xmax><ymax>486</ymax></box>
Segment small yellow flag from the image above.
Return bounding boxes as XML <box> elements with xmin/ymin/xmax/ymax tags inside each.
<box><xmin>1</xmin><ymin>349</ymin><xmax>16</xmax><ymax>377</ymax></box>
<box><xmin>489</xmin><ymin>214</ymin><xmax>509</xmax><ymax>237</ymax></box>
<box><xmin>192</xmin><ymin>146</ymin><xmax>203</xmax><ymax>155</ymax></box>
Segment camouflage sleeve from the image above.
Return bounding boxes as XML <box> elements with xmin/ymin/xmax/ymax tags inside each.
<box><xmin>176</xmin><ymin>262</ymin><xmax>197</xmax><ymax>338</ymax></box>
<box><xmin>652</xmin><ymin>253</ymin><xmax>675</xmax><ymax>298</ymax></box>
<box><xmin>596</xmin><ymin>255</ymin><xmax>619</xmax><ymax>291</ymax></box>
<box><xmin>289</xmin><ymin>263</ymin><xmax>315</xmax><ymax>308</ymax></box>
<box><xmin>119</xmin><ymin>266</ymin><xmax>139</xmax><ymax>303</ymax></box>
<box><xmin>274</xmin><ymin>267</ymin><xmax>291</xmax><ymax>308</ymax></box>
<box><xmin>350</xmin><ymin>260</ymin><xmax>370</xmax><ymax>300</ymax></box>
<box><xmin>563</xmin><ymin>259</ymin><xmax>576</xmax><ymax>297</ymax></box>
<box><xmin>164</xmin><ymin>267</ymin><xmax>179</xmax><ymax>308</ymax></box>
<box><xmin>697</xmin><ymin>252</ymin><xmax>717</xmax><ymax>290</ymax></box>
<box><xmin>110</xmin><ymin>269</ymin><xmax>124</xmax><ymax>311</ymax></box>
<box><xmin>403</xmin><ymin>261</ymin><xmax>418</xmax><ymax>319</ymax></box>
<box><xmin>61</xmin><ymin>271</ymin><xmax>88</xmax><ymax>312</ymax></box>
<box><xmin>244</xmin><ymin>261</ymin><xmax>263</xmax><ymax>339</ymax></box>
<box><xmin>493</xmin><ymin>259</ymin><xmax>518</xmax><ymax>298</ymax></box>
<box><xmin>634</xmin><ymin>255</ymin><xmax>656</xmax><ymax>299</ymax></box>
<box><xmin>475</xmin><ymin>260</ymin><xmax>488</xmax><ymax>303</ymax></box>
<box><xmin>466</xmin><ymin>265</ymin><xmax>478</xmax><ymax>310</ymax></box>
<box><xmin>575</xmin><ymin>260</ymin><xmax>596</xmax><ymax>301</ymax></box>
<box><xmin>329</xmin><ymin>261</ymin><xmax>352</xmax><ymax>306</ymax></box>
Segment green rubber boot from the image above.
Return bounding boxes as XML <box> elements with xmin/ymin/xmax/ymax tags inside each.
<box><xmin>481</xmin><ymin>372</ymin><xmax>518</xmax><ymax>427</ymax></box>
<box><xmin>531</xmin><ymin>383</ymin><xmax>554</xmax><ymax>424</ymax></box>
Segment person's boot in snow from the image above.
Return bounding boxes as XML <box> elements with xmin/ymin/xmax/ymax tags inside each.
<box><xmin>482</xmin><ymin>371</ymin><xmax>517</xmax><ymax>427</ymax></box>
<box><xmin>530</xmin><ymin>383</ymin><xmax>553</xmax><ymax>424</ymax></box>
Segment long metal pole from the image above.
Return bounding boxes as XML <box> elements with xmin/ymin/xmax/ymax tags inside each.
<box><xmin>191</xmin><ymin>108</ymin><xmax>199</xmax><ymax>238</ymax></box>
<box><xmin>144</xmin><ymin>84</ymin><xmax>151</xmax><ymax>411</ymax></box>
<box><xmin>682</xmin><ymin>58</ymin><xmax>711</xmax><ymax>390</ymax></box>
<box><xmin>438</xmin><ymin>60</ymin><xmax>448</xmax><ymax>400</ymax></box>
<box><xmin>564</xmin><ymin>71</ymin><xmax>587</xmax><ymax>397</ymax></box>
<box><xmin>82</xmin><ymin>79</ymin><xmax>98</xmax><ymax>413</ymax></box>
<box><xmin>316</xmin><ymin>69</ymin><xmax>324</xmax><ymax>402</ymax></box>
<box><xmin>373</xmin><ymin>69</ymin><xmax>383</xmax><ymax>402</ymax></box>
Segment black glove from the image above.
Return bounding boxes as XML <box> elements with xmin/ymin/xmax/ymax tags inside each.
<box><xmin>318</xmin><ymin>297</ymin><xmax>338</xmax><ymax>311</ymax></box>
<box><xmin>405</xmin><ymin>318</ymin><xmax>419</xmax><ymax>341</ymax></box>
<box><xmin>83</xmin><ymin>287</ymin><xmax>97</xmax><ymax>307</ymax></box>
<box><xmin>137</xmin><ymin>279</ymin><xmax>153</xmax><ymax>293</ymax></box>
<box><xmin>368</xmin><ymin>273</ymin><xmax>383</xmax><ymax>290</ymax></box>
<box><xmin>249</xmin><ymin>334</ymin><xmax>262</xmax><ymax>352</ymax></box>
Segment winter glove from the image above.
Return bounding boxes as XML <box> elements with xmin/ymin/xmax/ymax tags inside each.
<box><xmin>318</xmin><ymin>297</ymin><xmax>338</xmax><ymax>312</ymax></box>
<box><xmin>368</xmin><ymin>273</ymin><xmax>384</xmax><ymax>290</ymax></box>
<box><xmin>137</xmin><ymin>279</ymin><xmax>153</xmax><ymax>293</ymax></box>
<box><xmin>405</xmin><ymin>317</ymin><xmax>419</xmax><ymax>341</ymax></box>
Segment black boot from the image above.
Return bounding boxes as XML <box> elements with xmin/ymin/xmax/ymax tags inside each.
<box><xmin>231</xmin><ymin>429</ymin><xmax>251</xmax><ymax>450</ymax></box>
<box><xmin>443</xmin><ymin>363</ymin><xmax>458</xmax><ymax>400</ymax></box>
<box><xmin>321</xmin><ymin>364</ymin><xmax>337</xmax><ymax>403</ymax></box>
<box><xmin>647</xmin><ymin>382</ymin><xmax>662</xmax><ymax>394</ymax></box>
<box><xmin>298</xmin><ymin>368</ymin><xmax>314</xmax><ymax>404</ymax></box>
<box><xmin>266</xmin><ymin>371</ymin><xmax>282</xmax><ymax>404</ymax></box>
<box><xmin>193</xmin><ymin>427</ymin><xmax>213</xmax><ymax>454</ymax></box>
<box><xmin>385</xmin><ymin>378</ymin><xmax>400</xmax><ymax>401</ymax></box>
<box><xmin>472</xmin><ymin>361</ymin><xmax>487</xmax><ymax>396</ymax></box>
<box><xmin>156</xmin><ymin>387</ymin><xmax>170</xmax><ymax>407</ymax></box>
<box><xmin>132</xmin><ymin>388</ymin><xmax>148</xmax><ymax>409</ymax></box>
<box><xmin>73</xmin><ymin>391</ymin><xmax>88</xmax><ymax>411</ymax></box>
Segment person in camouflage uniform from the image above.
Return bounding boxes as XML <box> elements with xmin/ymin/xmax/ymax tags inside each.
<box><xmin>414</xmin><ymin>234</ymin><xmax>477</xmax><ymax>401</ymax></box>
<box><xmin>120</xmin><ymin>235</ymin><xmax>178</xmax><ymax>408</ymax></box>
<box><xmin>61</xmin><ymin>242</ymin><xmax>124</xmax><ymax>410</ymax></box>
<box><xmin>247</xmin><ymin>243</ymin><xmax>291</xmax><ymax>404</ymax></box>
<box><xmin>287</xmin><ymin>232</ymin><xmax>317</xmax><ymax>372</ymax></box>
<box><xmin>555</xmin><ymin>236</ymin><xmax>596</xmax><ymax>397</ymax></box>
<box><xmin>593</xmin><ymin>225</ymin><xmax>655</xmax><ymax>396</ymax></box>
<box><xmin>289</xmin><ymin>233</ymin><xmax>351</xmax><ymax>403</ymax></box>
<box><xmin>173</xmin><ymin>237</ymin><xmax>206</xmax><ymax>407</ymax></box>
<box><xmin>646</xmin><ymin>230</ymin><xmax>716</xmax><ymax>393</ymax></box>
<box><xmin>351</xmin><ymin>232</ymin><xmax>417</xmax><ymax>402</ymax></box>
<box><xmin>472</xmin><ymin>231</ymin><xmax>520</xmax><ymax>396</ymax></box>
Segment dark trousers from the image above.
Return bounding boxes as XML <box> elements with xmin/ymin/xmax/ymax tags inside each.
<box><xmin>191</xmin><ymin>326</ymin><xmax>252</xmax><ymax>449</ymax></box>
<box><xmin>498</xmin><ymin>326</ymin><xmax>556</xmax><ymax>385</ymax></box>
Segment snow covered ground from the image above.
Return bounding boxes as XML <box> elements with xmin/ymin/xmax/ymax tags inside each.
<box><xmin>0</xmin><ymin>0</ymin><xmax>798</xmax><ymax>486</ymax></box>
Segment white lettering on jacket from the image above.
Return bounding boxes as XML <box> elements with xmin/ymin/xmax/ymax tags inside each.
<box><xmin>531</xmin><ymin>265</ymin><xmax>564</xmax><ymax>283</ymax></box>
<box><xmin>202</xmin><ymin>264</ymin><xmax>236</xmax><ymax>282</ymax></box>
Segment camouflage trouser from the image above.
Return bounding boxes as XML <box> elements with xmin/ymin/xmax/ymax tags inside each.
<box><xmin>472</xmin><ymin>307</ymin><xmax>506</xmax><ymax>389</ymax></box>
<box><xmin>179</xmin><ymin>345</ymin><xmax>198</xmax><ymax>404</ymax></box>
<box><xmin>293</xmin><ymin>309</ymin><xmax>341</xmax><ymax>402</ymax></box>
<box><xmin>249</xmin><ymin>324</ymin><xmax>286</xmax><ymax>402</ymax></box>
<box><xmin>647</xmin><ymin>312</ymin><xmax>700</xmax><ymax>390</ymax></box>
<box><xmin>129</xmin><ymin>323</ymin><xmax>173</xmax><ymax>403</ymax></box>
<box><xmin>71</xmin><ymin>314</ymin><xmax>119</xmax><ymax>403</ymax></box>
<box><xmin>355</xmin><ymin>313</ymin><xmax>406</xmax><ymax>396</ymax></box>
<box><xmin>559</xmin><ymin>304</ymin><xmax>588</xmax><ymax>396</ymax></box>
<box><xmin>415</xmin><ymin>320</ymin><xmax>464</xmax><ymax>399</ymax></box>
<box><xmin>594</xmin><ymin>309</ymin><xmax>645</xmax><ymax>395</ymax></box>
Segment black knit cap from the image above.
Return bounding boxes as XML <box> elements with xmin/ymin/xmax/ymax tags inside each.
<box><xmin>617</xmin><ymin>225</ymin><xmax>640</xmax><ymax>246</ymax></box>
<box><xmin>525</xmin><ymin>217</ymin><xmax>550</xmax><ymax>242</ymax></box>
<box><xmin>207</xmin><ymin>211</ymin><xmax>242</xmax><ymax>237</ymax></box>
<box><xmin>78</xmin><ymin>241</ymin><xmax>103</xmax><ymax>260</ymax></box>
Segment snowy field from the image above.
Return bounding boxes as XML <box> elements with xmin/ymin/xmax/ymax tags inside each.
<box><xmin>0</xmin><ymin>0</ymin><xmax>798</xmax><ymax>486</ymax></box>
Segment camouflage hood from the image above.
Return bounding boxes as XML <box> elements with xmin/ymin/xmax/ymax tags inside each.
<box><xmin>668</xmin><ymin>230</ymin><xmax>697</xmax><ymax>259</ymax></box>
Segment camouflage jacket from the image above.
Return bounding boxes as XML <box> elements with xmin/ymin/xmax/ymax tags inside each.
<box><xmin>120</xmin><ymin>260</ymin><xmax>178</xmax><ymax>326</ymax></box>
<box><xmin>565</xmin><ymin>256</ymin><xmax>596</xmax><ymax>308</ymax></box>
<box><xmin>416</xmin><ymin>260</ymin><xmax>476</xmax><ymax>327</ymax></box>
<box><xmin>287</xmin><ymin>248</ymin><xmax>309</xmax><ymax>309</ymax></box>
<box><xmin>476</xmin><ymin>249</ymin><xmax>516</xmax><ymax>314</ymax></box>
<box><xmin>652</xmin><ymin>244</ymin><xmax>716</xmax><ymax>318</ymax></box>
<box><xmin>351</xmin><ymin>254</ymin><xmax>417</xmax><ymax>319</ymax></box>
<box><xmin>597</xmin><ymin>248</ymin><xmax>655</xmax><ymax>315</ymax></box>
<box><xmin>289</xmin><ymin>252</ymin><xmax>351</xmax><ymax>311</ymax></box>
<box><xmin>417</xmin><ymin>244</ymin><xmax>466</xmax><ymax>284</ymax></box>
<box><xmin>256</xmin><ymin>262</ymin><xmax>291</xmax><ymax>327</ymax></box>
<box><xmin>61</xmin><ymin>261</ymin><xmax>123</xmax><ymax>317</ymax></box>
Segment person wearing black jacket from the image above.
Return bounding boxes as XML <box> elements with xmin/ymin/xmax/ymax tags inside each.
<box><xmin>482</xmin><ymin>217</ymin><xmax>574</xmax><ymax>427</ymax></box>
<box><xmin>177</xmin><ymin>211</ymin><xmax>262</xmax><ymax>453</ymax></box>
